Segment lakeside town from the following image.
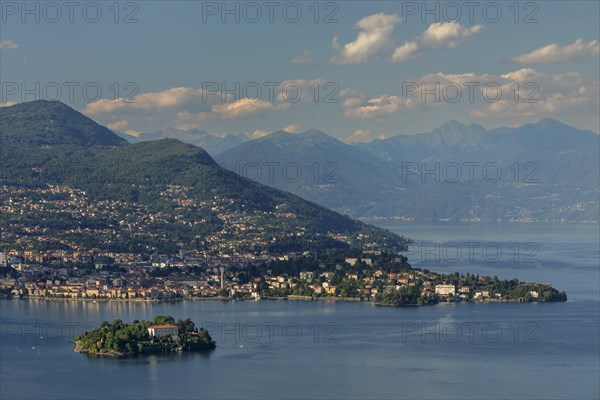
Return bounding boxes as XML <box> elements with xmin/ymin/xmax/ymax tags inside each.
<box><xmin>0</xmin><ymin>244</ymin><xmax>566</xmax><ymax>305</ymax></box>
<box><xmin>0</xmin><ymin>183</ymin><xmax>566</xmax><ymax>305</ymax></box>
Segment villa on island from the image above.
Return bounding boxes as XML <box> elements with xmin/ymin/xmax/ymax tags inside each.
<box><xmin>148</xmin><ymin>324</ymin><xmax>179</xmax><ymax>337</ymax></box>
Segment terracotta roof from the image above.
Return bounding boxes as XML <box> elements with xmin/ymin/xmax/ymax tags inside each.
<box><xmin>148</xmin><ymin>324</ymin><xmax>178</xmax><ymax>329</ymax></box>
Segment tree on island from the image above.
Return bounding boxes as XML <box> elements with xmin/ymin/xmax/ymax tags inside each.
<box><xmin>153</xmin><ymin>315</ymin><xmax>176</xmax><ymax>325</ymax></box>
<box><xmin>74</xmin><ymin>316</ymin><xmax>215</xmax><ymax>356</ymax></box>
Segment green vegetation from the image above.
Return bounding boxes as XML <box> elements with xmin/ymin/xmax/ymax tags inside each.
<box><xmin>0</xmin><ymin>100</ymin><xmax>409</xmax><ymax>254</ymax></box>
<box><xmin>0</xmin><ymin>287</ymin><xmax>14</xmax><ymax>299</ymax></box>
<box><xmin>374</xmin><ymin>285</ymin><xmax>440</xmax><ymax>306</ymax></box>
<box><xmin>74</xmin><ymin>315</ymin><xmax>215</xmax><ymax>356</ymax></box>
<box><xmin>233</xmin><ymin>250</ymin><xmax>567</xmax><ymax>305</ymax></box>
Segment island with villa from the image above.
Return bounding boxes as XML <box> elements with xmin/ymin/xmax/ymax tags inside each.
<box><xmin>74</xmin><ymin>315</ymin><xmax>216</xmax><ymax>357</ymax></box>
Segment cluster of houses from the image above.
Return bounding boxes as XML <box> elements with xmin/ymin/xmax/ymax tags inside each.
<box><xmin>0</xmin><ymin>249</ymin><xmax>544</xmax><ymax>302</ymax></box>
<box><xmin>3</xmin><ymin>184</ymin><xmax>388</xmax><ymax>269</ymax></box>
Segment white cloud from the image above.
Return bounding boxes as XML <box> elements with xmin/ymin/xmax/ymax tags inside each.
<box><xmin>84</xmin><ymin>80</ymin><xmax>325</xmax><ymax>121</ymax></box>
<box><xmin>83</xmin><ymin>87</ymin><xmax>213</xmax><ymax>116</ymax></box>
<box><xmin>391</xmin><ymin>41</ymin><xmax>419</xmax><ymax>62</ymax></box>
<box><xmin>346</xmin><ymin>129</ymin><xmax>386</xmax><ymax>143</ymax></box>
<box><xmin>124</xmin><ymin>129</ymin><xmax>141</xmax><ymax>137</ymax></box>
<box><xmin>343</xmin><ymin>94</ymin><xmax>411</xmax><ymax>118</ymax></box>
<box><xmin>340</xmin><ymin>68</ymin><xmax>598</xmax><ymax>121</ymax></box>
<box><xmin>421</xmin><ymin>22</ymin><xmax>482</xmax><ymax>47</ymax></box>
<box><xmin>106</xmin><ymin>120</ymin><xmax>129</xmax><ymax>131</ymax></box>
<box><xmin>511</xmin><ymin>39</ymin><xmax>600</xmax><ymax>64</ymax></box>
<box><xmin>498</xmin><ymin>68</ymin><xmax>543</xmax><ymax>82</ymax></box>
<box><xmin>332</xmin><ymin>19</ymin><xmax>483</xmax><ymax>63</ymax></box>
<box><xmin>411</xmin><ymin>68</ymin><xmax>599</xmax><ymax>119</ymax></box>
<box><xmin>341</xmin><ymin>97</ymin><xmax>363</xmax><ymax>108</ymax></box>
<box><xmin>0</xmin><ymin>40</ymin><xmax>18</xmax><ymax>50</ymax></box>
<box><xmin>291</xmin><ymin>50</ymin><xmax>314</xmax><ymax>64</ymax></box>
<box><xmin>392</xmin><ymin>22</ymin><xmax>483</xmax><ymax>62</ymax></box>
<box><xmin>283</xmin><ymin>124</ymin><xmax>300</xmax><ymax>133</ymax></box>
<box><xmin>210</xmin><ymin>98</ymin><xmax>288</xmax><ymax>119</ymax></box>
<box><xmin>331</xmin><ymin>13</ymin><xmax>401</xmax><ymax>64</ymax></box>
<box><xmin>470</xmin><ymin>81</ymin><xmax>600</xmax><ymax>118</ymax></box>
<box><xmin>251</xmin><ymin>129</ymin><xmax>271</xmax><ymax>139</ymax></box>
<box><xmin>419</xmin><ymin>67</ymin><xmax>590</xmax><ymax>88</ymax></box>
<box><xmin>0</xmin><ymin>101</ymin><xmax>17</xmax><ymax>108</ymax></box>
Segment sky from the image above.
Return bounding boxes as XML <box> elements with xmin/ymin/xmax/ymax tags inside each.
<box><xmin>1</xmin><ymin>0</ymin><xmax>599</xmax><ymax>142</ymax></box>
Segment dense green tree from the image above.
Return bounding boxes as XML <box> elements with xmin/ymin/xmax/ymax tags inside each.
<box><xmin>74</xmin><ymin>316</ymin><xmax>215</xmax><ymax>356</ymax></box>
<box><xmin>153</xmin><ymin>316</ymin><xmax>176</xmax><ymax>325</ymax></box>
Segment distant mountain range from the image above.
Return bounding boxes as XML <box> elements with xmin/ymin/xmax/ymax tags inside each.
<box><xmin>217</xmin><ymin>129</ymin><xmax>406</xmax><ymax>216</ymax></box>
<box><xmin>0</xmin><ymin>100</ymin><xmax>406</xmax><ymax>253</ymax></box>
<box><xmin>116</xmin><ymin>128</ymin><xmax>249</xmax><ymax>155</ymax></box>
<box><xmin>7</xmin><ymin>100</ymin><xmax>595</xmax><ymax>225</ymax></box>
<box><xmin>216</xmin><ymin>121</ymin><xmax>599</xmax><ymax>222</ymax></box>
<box><xmin>358</xmin><ymin>119</ymin><xmax>599</xmax><ymax>189</ymax></box>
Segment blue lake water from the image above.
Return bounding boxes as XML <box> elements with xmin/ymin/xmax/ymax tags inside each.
<box><xmin>1</xmin><ymin>223</ymin><xmax>599</xmax><ymax>399</ymax></box>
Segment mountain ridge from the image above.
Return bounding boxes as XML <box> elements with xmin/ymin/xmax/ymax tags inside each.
<box><xmin>0</xmin><ymin>100</ymin><xmax>408</xmax><ymax>253</ymax></box>
<box><xmin>218</xmin><ymin>120</ymin><xmax>599</xmax><ymax>222</ymax></box>
<box><xmin>116</xmin><ymin>127</ymin><xmax>250</xmax><ymax>156</ymax></box>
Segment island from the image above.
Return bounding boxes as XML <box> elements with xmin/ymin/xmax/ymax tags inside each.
<box><xmin>74</xmin><ymin>315</ymin><xmax>216</xmax><ymax>357</ymax></box>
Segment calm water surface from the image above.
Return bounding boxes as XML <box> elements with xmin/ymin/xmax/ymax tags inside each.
<box><xmin>1</xmin><ymin>223</ymin><xmax>598</xmax><ymax>400</ymax></box>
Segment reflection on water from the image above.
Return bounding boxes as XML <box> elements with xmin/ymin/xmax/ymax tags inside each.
<box><xmin>385</xmin><ymin>222</ymin><xmax>600</xmax><ymax>301</ymax></box>
<box><xmin>2</xmin><ymin>299</ymin><xmax>598</xmax><ymax>399</ymax></box>
<box><xmin>82</xmin><ymin>349</ymin><xmax>214</xmax><ymax>364</ymax></box>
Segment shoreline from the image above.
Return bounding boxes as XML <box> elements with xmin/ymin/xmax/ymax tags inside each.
<box><xmin>73</xmin><ymin>342</ymin><xmax>126</xmax><ymax>358</ymax></box>
<box><xmin>358</xmin><ymin>218</ymin><xmax>600</xmax><ymax>224</ymax></box>
<box><xmin>2</xmin><ymin>296</ymin><xmax>561</xmax><ymax>305</ymax></box>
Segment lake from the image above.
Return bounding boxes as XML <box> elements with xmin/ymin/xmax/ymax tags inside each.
<box><xmin>1</xmin><ymin>223</ymin><xmax>598</xmax><ymax>399</ymax></box>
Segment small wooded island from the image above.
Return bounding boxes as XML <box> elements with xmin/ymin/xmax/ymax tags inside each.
<box><xmin>74</xmin><ymin>316</ymin><xmax>215</xmax><ymax>357</ymax></box>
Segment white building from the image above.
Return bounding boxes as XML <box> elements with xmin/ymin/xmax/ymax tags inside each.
<box><xmin>434</xmin><ymin>284</ymin><xmax>456</xmax><ymax>296</ymax></box>
<box><xmin>474</xmin><ymin>291</ymin><xmax>490</xmax><ymax>299</ymax></box>
<box><xmin>345</xmin><ymin>258</ymin><xmax>358</xmax><ymax>266</ymax></box>
<box><xmin>148</xmin><ymin>324</ymin><xmax>179</xmax><ymax>337</ymax></box>
<box><xmin>299</xmin><ymin>271</ymin><xmax>315</xmax><ymax>280</ymax></box>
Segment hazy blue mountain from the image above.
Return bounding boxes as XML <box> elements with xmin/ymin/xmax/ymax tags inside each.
<box><xmin>117</xmin><ymin>128</ymin><xmax>249</xmax><ymax>156</ymax></box>
<box><xmin>359</xmin><ymin>121</ymin><xmax>489</xmax><ymax>163</ymax></box>
<box><xmin>219</xmin><ymin>121</ymin><xmax>599</xmax><ymax>222</ymax></box>
<box><xmin>216</xmin><ymin>129</ymin><xmax>411</xmax><ymax>215</ymax></box>
<box><xmin>359</xmin><ymin>119</ymin><xmax>599</xmax><ymax>188</ymax></box>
